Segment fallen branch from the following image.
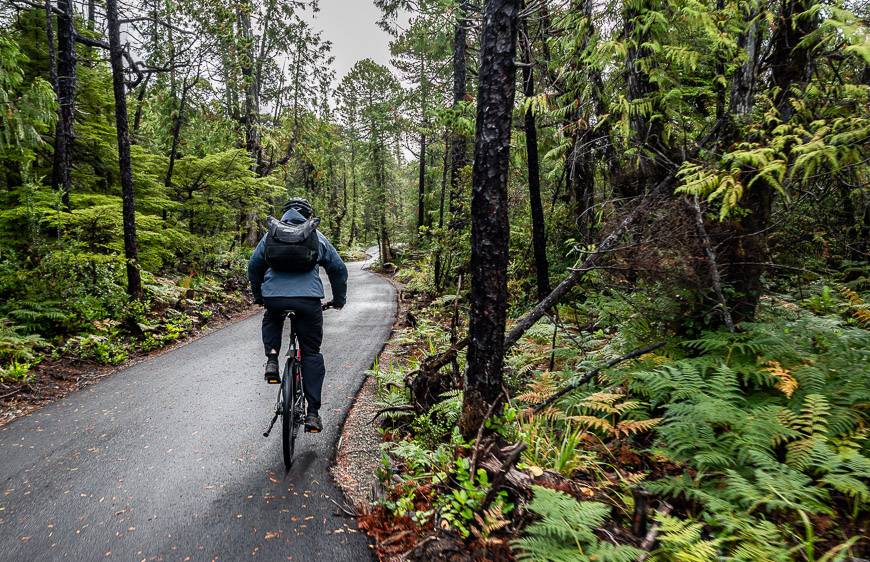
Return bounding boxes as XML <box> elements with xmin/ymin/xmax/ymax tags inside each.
<box><xmin>408</xmin><ymin>337</ymin><xmax>469</xmax><ymax>382</ymax></box>
<box><xmin>0</xmin><ymin>387</ymin><xmax>24</xmax><ymax>401</ymax></box>
<box><xmin>481</xmin><ymin>442</ymin><xmax>527</xmax><ymax>510</ymax></box>
<box><xmin>637</xmin><ymin>503</ymin><xmax>673</xmax><ymax>561</ymax></box>
<box><xmin>328</xmin><ymin>497</ymin><xmax>359</xmax><ymax>518</ymax></box>
<box><xmin>687</xmin><ymin>196</ymin><xmax>734</xmax><ymax>332</ymax></box>
<box><xmin>533</xmin><ymin>341</ymin><xmax>667</xmax><ymax>412</ymax></box>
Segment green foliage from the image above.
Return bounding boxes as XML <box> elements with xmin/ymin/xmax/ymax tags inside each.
<box><xmin>0</xmin><ymin>34</ymin><xmax>56</xmax><ymax>165</ymax></box>
<box><xmin>61</xmin><ymin>333</ymin><xmax>129</xmax><ymax>365</ymax></box>
<box><xmin>0</xmin><ymin>318</ymin><xmax>48</xmax><ymax>368</ymax></box>
<box><xmin>619</xmin><ymin>316</ymin><xmax>870</xmax><ymax>557</ymax></box>
<box><xmin>513</xmin><ymin>486</ymin><xmax>644</xmax><ymax>562</ymax></box>
<box><xmin>435</xmin><ymin>456</ymin><xmax>507</xmax><ymax>538</ymax></box>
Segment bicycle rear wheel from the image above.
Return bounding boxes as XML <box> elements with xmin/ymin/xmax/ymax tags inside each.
<box><xmin>281</xmin><ymin>359</ymin><xmax>296</xmax><ymax>469</ymax></box>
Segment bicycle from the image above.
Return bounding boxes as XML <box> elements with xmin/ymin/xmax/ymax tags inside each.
<box><xmin>263</xmin><ymin>302</ymin><xmax>335</xmax><ymax>470</ymax></box>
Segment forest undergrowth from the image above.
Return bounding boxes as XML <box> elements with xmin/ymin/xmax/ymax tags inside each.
<box><xmin>360</xmin><ymin>249</ymin><xmax>870</xmax><ymax>562</ymax></box>
<box><xmin>0</xmin><ymin>246</ymin><xmax>254</xmax><ymax>421</ymax></box>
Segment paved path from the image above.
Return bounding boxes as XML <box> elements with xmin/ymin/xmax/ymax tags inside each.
<box><xmin>0</xmin><ymin>251</ymin><xmax>395</xmax><ymax>562</ymax></box>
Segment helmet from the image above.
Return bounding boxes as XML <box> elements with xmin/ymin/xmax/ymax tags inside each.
<box><xmin>282</xmin><ymin>197</ymin><xmax>314</xmax><ymax>219</ymax></box>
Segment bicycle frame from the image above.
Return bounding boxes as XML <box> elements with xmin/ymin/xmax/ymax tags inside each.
<box><xmin>263</xmin><ymin>310</ymin><xmax>305</xmax><ymax>466</ymax></box>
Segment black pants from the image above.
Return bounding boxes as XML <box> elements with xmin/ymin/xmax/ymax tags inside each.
<box><xmin>262</xmin><ymin>297</ymin><xmax>325</xmax><ymax>414</ymax></box>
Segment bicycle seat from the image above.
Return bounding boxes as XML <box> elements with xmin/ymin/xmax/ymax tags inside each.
<box><xmin>283</xmin><ymin>310</ymin><xmax>296</xmax><ymax>318</ymax></box>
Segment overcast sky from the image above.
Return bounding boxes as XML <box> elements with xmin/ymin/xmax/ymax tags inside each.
<box><xmin>309</xmin><ymin>0</ymin><xmax>393</xmax><ymax>83</ymax></box>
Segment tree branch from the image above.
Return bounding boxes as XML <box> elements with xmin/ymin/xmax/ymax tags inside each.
<box><xmin>532</xmin><ymin>341</ymin><xmax>667</xmax><ymax>412</ymax></box>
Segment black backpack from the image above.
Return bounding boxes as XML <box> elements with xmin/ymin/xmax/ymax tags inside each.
<box><xmin>264</xmin><ymin>216</ymin><xmax>321</xmax><ymax>272</ymax></box>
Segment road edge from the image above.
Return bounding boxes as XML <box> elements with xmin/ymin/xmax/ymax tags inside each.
<box><xmin>330</xmin><ymin>268</ymin><xmax>404</xmax><ymax>512</ymax></box>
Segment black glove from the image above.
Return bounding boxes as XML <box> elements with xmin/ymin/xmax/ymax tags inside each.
<box><xmin>322</xmin><ymin>300</ymin><xmax>344</xmax><ymax>310</ymax></box>
<box><xmin>253</xmin><ymin>296</ymin><xmax>264</xmax><ymax>306</ymax></box>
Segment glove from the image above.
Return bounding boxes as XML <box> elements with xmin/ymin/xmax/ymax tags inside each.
<box><xmin>253</xmin><ymin>296</ymin><xmax>264</xmax><ymax>306</ymax></box>
<box><xmin>322</xmin><ymin>300</ymin><xmax>344</xmax><ymax>310</ymax></box>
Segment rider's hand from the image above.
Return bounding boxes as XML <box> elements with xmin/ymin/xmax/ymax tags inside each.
<box><xmin>323</xmin><ymin>301</ymin><xmax>344</xmax><ymax>310</ymax></box>
<box><xmin>253</xmin><ymin>297</ymin><xmax>264</xmax><ymax>306</ymax></box>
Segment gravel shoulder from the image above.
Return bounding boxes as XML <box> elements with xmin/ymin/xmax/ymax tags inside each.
<box><xmin>332</xmin><ymin>273</ymin><xmax>406</xmax><ymax>513</ymax></box>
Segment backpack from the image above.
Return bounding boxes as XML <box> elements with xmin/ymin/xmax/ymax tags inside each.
<box><xmin>264</xmin><ymin>216</ymin><xmax>321</xmax><ymax>272</ymax></box>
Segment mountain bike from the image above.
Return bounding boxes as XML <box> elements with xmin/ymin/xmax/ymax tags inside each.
<box><xmin>263</xmin><ymin>303</ymin><xmax>334</xmax><ymax>470</ymax></box>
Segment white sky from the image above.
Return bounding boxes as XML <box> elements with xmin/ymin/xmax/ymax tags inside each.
<box><xmin>309</xmin><ymin>0</ymin><xmax>393</xmax><ymax>82</ymax></box>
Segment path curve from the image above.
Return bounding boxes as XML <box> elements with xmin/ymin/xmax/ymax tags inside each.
<box><xmin>0</xmin><ymin>250</ymin><xmax>394</xmax><ymax>561</ymax></box>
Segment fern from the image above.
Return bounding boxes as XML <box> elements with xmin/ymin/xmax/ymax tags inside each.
<box><xmin>514</xmin><ymin>486</ymin><xmax>644</xmax><ymax>562</ymax></box>
<box><xmin>649</xmin><ymin>513</ymin><xmax>720</xmax><ymax>561</ymax></box>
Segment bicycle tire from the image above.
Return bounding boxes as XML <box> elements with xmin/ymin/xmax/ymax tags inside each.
<box><xmin>281</xmin><ymin>359</ymin><xmax>295</xmax><ymax>469</ymax></box>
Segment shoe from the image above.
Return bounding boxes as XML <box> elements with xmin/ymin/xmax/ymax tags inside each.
<box><xmin>264</xmin><ymin>353</ymin><xmax>280</xmax><ymax>384</ymax></box>
<box><xmin>304</xmin><ymin>413</ymin><xmax>322</xmax><ymax>433</ymax></box>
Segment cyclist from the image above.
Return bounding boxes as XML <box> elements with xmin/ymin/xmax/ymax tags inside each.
<box><xmin>247</xmin><ymin>197</ymin><xmax>348</xmax><ymax>433</ymax></box>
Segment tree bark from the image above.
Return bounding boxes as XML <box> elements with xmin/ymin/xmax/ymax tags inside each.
<box><xmin>52</xmin><ymin>0</ymin><xmax>76</xmax><ymax>211</ymax></box>
<box><xmin>107</xmin><ymin>0</ymin><xmax>143</xmax><ymax>299</ymax></box>
<box><xmin>460</xmin><ymin>0</ymin><xmax>520</xmax><ymax>439</ymax></box>
<box><xmin>623</xmin><ymin>0</ymin><xmax>665</xmax><ymax>195</ymax></box>
<box><xmin>434</xmin><ymin>129</ymin><xmax>450</xmax><ymax>289</ymax></box>
<box><xmin>132</xmin><ymin>72</ymin><xmax>152</xmax><ymax>141</ymax></box>
<box><xmin>448</xmin><ymin>0</ymin><xmax>469</xmax><ymax>229</ymax></box>
<box><xmin>237</xmin><ymin>0</ymin><xmax>262</xmax><ymax>173</ymax></box>
<box><xmin>349</xmin><ymin>140</ymin><xmax>358</xmax><ymax>245</ymax></box>
<box><xmin>520</xmin><ymin>20</ymin><xmax>549</xmax><ymax>299</ymax></box>
<box><xmin>164</xmin><ymin>74</ymin><xmax>193</xmax><ymax>187</ymax></box>
<box><xmin>721</xmin><ymin>0</ymin><xmax>817</xmax><ymax>323</ymax></box>
<box><xmin>417</xmin><ymin>133</ymin><xmax>427</xmax><ymax>230</ymax></box>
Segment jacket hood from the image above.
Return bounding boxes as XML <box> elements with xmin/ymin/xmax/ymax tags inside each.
<box><xmin>280</xmin><ymin>208</ymin><xmax>306</xmax><ymax>224</ymax></box>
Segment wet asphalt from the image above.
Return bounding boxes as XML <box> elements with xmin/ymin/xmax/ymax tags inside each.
<box><xmin>0</xmin><ymin>251</ymin><xmax>395</xmax><ymax>561</ymax></box>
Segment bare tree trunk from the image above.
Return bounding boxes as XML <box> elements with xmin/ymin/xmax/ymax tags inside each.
<box><xmin>52</xmin><ymin>0</ymin><xmax>76</xmax><ymax>211</ymax></box>
<box><xmin>417</xmin><ymin>133</ymin><xmax>427</xmax><ymax>230</ymax></box>
<box><xmin>164</xmin><ymin>74</ymin><xmax>194</xmax><ymax>187</ymax></box>
<box><xmin>460</xmin><ymin>0</ymin><xmax>520</xmax><ymax>439</ymax></box>
<box><xmin>448</xmin><ymin>0</ymin><xmax>469</xmax><ymax>229</ymax></box>
<box><xmin>349</xmin><ymin>141</ymin><xmax>358</xmax><ymax>245</ymax></box>
<box><xmin>107</xmin><ymin>0</ymin><xmax>143</xmax><ymax>299</ymax></box>
<box><xmin>237</xmin><ymin>0</ymin><xmax>262</xmax><ymax>173</ymax></box>
<box><xmin>45</xmin><ymin>0</ymin><xmax>57</xmax><ymax>88</ymax></box>
<box><xmin>520</xmin><ymin>19</ymin><xmax>549</xmax><ymax>299</ymax></box>
<box><xmin>132</xmin><ymin>72</ymin><xmax>152</xmax><ymax>141</ymax></box>
<box><xmin>434</xmin><ymin>129</ymin><xmax>450</xmax><ymax>289</ymax></box>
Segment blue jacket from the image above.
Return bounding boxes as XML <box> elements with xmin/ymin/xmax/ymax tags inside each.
<box><xmin>247</xmin><ymin>209</ymin><xmax>348</xmax><ymax>305</ymax></box>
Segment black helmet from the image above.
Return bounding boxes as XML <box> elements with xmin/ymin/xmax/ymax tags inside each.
<box><xmin>282</xmin><ymin>197</ymin><xmax>314</xmax><ymax>219</ymax></box>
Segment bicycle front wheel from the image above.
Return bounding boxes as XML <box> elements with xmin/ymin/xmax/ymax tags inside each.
<box><xmin>281</xmin><ymin>359</ymin><xmax>296</xmax><ymax>470</ymax></box>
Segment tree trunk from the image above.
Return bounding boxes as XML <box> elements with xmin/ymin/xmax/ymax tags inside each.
<box><xmin>107</xmin><ymin>0</ymin><xmax>143</xmax><ymax>300</ymax></box>
<box><xmin>45</xmin><ymin>0</ymin><xmax>57</xmax><ymax>89</ymax></box>
<box><xmin>237</xmin><ymin>0</ymin><xmax>262</xmax><ymax>173</ymax></box>
<box><xmin>623</xmin><ymin>0</ymin><xmax>665</xmax><ymax>195</ymax></box>
<box><xmin>520</xmin><ymin>21</ymin><xmax>549</xmax><ymax>299</ymax></box>
<box><xmin>349</xmin><ymin>141</ymin><xmax>358</xmax><ymax>245</ymax></box>
<box><xmin>417</xmin><ymin>133</ymin><xmax>427</xmax><ymax>231</ymax></box>
<box><xmin>448</xmin><ymin>1</ymin><xmax>469</xmax><ymax>229</ymax></box>
<box><xmin>132</xmin><ymin>72</ymin><xmax>152</xmax><ymax>141</ymax></box>
<box><xmin>434</xmin><ymin>129</ymin><xmax>450</xmax><ymax>289</ymax></box>
<box><xmin>721</xmin><ymin>0</ymin><xmax>817</xmax><ymax>323</ymax></box>
<box><xmin>460</xmin><ymin>0</ymin><xmax>520</xmax><ymax>439</ymax></box>
<box><xmin>52</xmin><ymin>0</ymin><xmax>76</xmax><ymax>212</ymax></box>
<box><xmin>164</xmin><ymin>75</ymin><xmax>193</xmax><ymax>187</ymax></box>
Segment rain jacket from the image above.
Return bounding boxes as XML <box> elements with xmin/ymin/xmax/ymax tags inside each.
<box><xmin>247</xmin><ymin>209</ymin><xmax>348</xmax><ymax>306</ymax></box>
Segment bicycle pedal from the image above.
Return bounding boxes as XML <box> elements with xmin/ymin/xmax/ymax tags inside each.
<box><xmin>305</xmin><ymin>427</ymin><xmax>321</xmax><ymax>434</ymax></box>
